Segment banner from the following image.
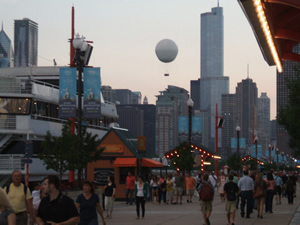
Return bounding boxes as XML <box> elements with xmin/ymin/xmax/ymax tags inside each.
<box><xmin>192</xmin><ymin>116</ymin><xmax>202</xmax><ymax>133</ymax></box>
<box><xmin>250</xmin><ymin>144</ymin><xmax>263</xmax><ymax>158</ymax></box>
<box><xmin>178</xmin><ymin>116</ymin><xmax>188</xmax><ymax>134</ymax></box>
<box><xmin>83</xmin><ymin>67</ymin><xmax>101</xmax><ymax>118</ymax></box>
<box><xmin>231</xmin><ymin>137</ymin><xmax>246</xmax><ymax>149</ymax></box>
<box><xmin>58</xmin><ymin>68</ymin><xmax>77</xmax><ymax>118</ymax></box>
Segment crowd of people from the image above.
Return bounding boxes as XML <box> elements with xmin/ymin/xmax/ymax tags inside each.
<box><xmin>0</xmin><ymin>169</ymin><xmax>298</xmax><ymax>225</ymax></box>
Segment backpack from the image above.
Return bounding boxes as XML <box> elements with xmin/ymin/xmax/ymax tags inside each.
<box><xmin>226</xmin><ymin>188</ymin><xmax>236</xmax><ymax>201</ymax></box>
<box><xmin>200</xmin><ymin>182</ymin><xmax>213</xmax><ymax>201</ymax></box>
<box><xmin>6</xmin><ymin>183</ymin><xmax>27</xmax><ymax>197</ymax></box>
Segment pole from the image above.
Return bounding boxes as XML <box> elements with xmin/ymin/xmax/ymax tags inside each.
<box><xmin>215</xmin><ymin>104</ymin><xmax>218</xmax><ymax>174</ymax></box>
<box><xmin>77</xmin><ymin>55</ymin><xmax>83</xmax><ymax>188</ymax></box>
<box><xmin>188</xmin><ymin>105</ymin><xmax>192</xmax><ymax>147</ymax></box>
<box><xmin>237</xmin><ymin>130</ymin><xmax>240</xmax><ymax>158</ymax></box>
<box><xmin>255</xmin><ymin>139</ymin><xmax>258</xmax><ymax>160</ymax></box>
<box><xmin>269</xmin><ymin>146</ymin><xmax>271</xmax><ymax>163</ymax></box>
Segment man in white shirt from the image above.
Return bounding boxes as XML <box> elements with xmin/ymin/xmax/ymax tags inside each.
<box><xmin>208</xmin><ymin>171</ymin><xmax>217</xmax><ymax>191</ymax></box>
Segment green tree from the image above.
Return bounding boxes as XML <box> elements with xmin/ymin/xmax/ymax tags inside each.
<box><xmin>171</xmin><ymin>142</ymin><xmax>195</xmax><ymax>173</ymax></box>
<box><xmin>39</xmin><ymin>121</ymin><xmax>104</xmax><ymax>184</ymax></box>
<box><xmin>277</xmin><ymin>67</ymin><xmax>300</xmax><ymax>158</ymax></box>
<box><xmin>226</xmin><ymin>153</ymin><xmax>241</xmax><ymax>172</ymax></box>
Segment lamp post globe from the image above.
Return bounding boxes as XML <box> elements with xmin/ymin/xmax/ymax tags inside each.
<box><xmin>187</xmin><ymin>97</ymin><xmax>194</xmax><ymax>148</ymax></box>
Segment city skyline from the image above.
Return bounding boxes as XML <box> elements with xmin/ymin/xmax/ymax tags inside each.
<box><xmin>0</xmin><ymin>0</ymin><xmax>277</xmax><ymax>119</ymax></box>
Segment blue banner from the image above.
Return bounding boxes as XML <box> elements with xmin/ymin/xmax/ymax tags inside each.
<box><xmin>192</xmin><ymin>116</ymin><xmax>202</xmax><ymax>133</ymax></box>
<box><xmin>250</xmin><ymin>144</ymin><xmax>263</xmax><ymax>158</ymax></box>
<box><xmin>231</xmin><ymin>137</ymin><xmax>246</xmax><ymax>149</ymax></box>
<box><xmin>83</xmin><ymin>67</ymin><xmax>101</xmax><ymax>118</ymax></box>
<box><xmin>58</xmin><ymin>68</ymin><xmax>77</xmax><ymax>118</ymax></box>
<box><xmin>178</xmin><ymin>116</ymin><xmax>188</xmax><ymax>134</ymax></box>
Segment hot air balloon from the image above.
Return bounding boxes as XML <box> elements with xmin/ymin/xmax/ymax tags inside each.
<box><xmin>155</xmin><ymin>39</ymin><xmax>178</xmax><ymax>76</ymax></box>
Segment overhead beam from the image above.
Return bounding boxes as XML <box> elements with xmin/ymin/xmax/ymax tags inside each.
<box><xmin>265</xmin><ymin>0</ymin><xmax>300</xmax><ymax>9</ymax></box>
<box><xmin>275</xmin><ymin>29</ymin><xmax>300</xmax><ymax>42</ymax></box>
<box><xmin>282</xmin><ymin>52</ymin><xmax>300</xmax><ymax>63</ymax></box>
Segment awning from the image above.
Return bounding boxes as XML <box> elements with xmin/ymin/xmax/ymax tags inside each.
<box><xmin>142</xmin><ymin>158</ymin><xmax>164</xmax><ymax>168</ymax></box>
<box><xmin>114</xmin><ymin>158</ymin><xmax>137</xmax><ymax>167</ymax></box>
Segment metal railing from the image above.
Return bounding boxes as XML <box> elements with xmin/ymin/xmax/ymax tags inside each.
<box><xmin>0</xmin><ymin>155</ymin><xmax>25</xmax><ymax>171</ymax></box>
<box><xmin>0</xmin><ymin>115</ymin><xmax>16</xmax><ymax>129</ymax></box>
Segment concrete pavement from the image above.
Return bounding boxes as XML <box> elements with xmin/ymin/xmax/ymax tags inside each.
<box><xmin>103</xmin><ymin>185</ymin><xmax>300</xmax><ymax>225</ymax></box>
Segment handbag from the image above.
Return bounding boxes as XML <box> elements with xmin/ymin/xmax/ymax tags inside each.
<box><xmin>253</xmin><ymin>186</ymin><xmax>263</xmax><ymax>198</ymax></box>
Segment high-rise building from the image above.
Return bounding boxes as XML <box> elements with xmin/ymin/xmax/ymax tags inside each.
<box><xmin>0</xmin><ymin>23</ymin><xmax>14</xmax><ymax>67</ymax></box>
<box><xmin>115</xmin><ymin>89</ymin><xmax>132</xmax><ymax>104</ymax></box>
<box><xmin>101</xmin><ymin>85</ymin><xmax>116</xmax><ymax>103</ymax></box>
<box><xmin>143</xmin><ymin>96</ymin><xmax>148</xmax><ymax>105</ymax></box>
<box><xmin>14</xmin><ymin>18</ymin><xmax>38</xmax><ymax>67</ymax></box>
<box><xmin>200</xmin><ymin>5</ymin><xmax>229</xmax><ymax>144</ymax></box>
<box><xmin>236</xmin><ymin>78</ymin><xmax>258</xmax><ymax>148</ymax></box>
<box><xmin>276</xmin><ymin>44</ymin><xmax>300</xmax><ymax>156</ymax></box>
<box><xmin>131</xmin><ymin>92</ymin><xmax>142</xmax><ymax>104</ymax></box>
<box><xmin>257</xmin><ymin>92</ymin><xmax>270</xmax><ymax>155</ymax></box>
<box><xmin>221</xmin><ymin>94</ymin><xmax>237</xmax><ymax>160</ymax></box>
<box><xmin>156</xmin><ymin>85</ymin><xmax>189</xmax><ymax>156</ymax></box>
<box><xmin>191</xmin><ymin>79</ymin><xmax>200</xmax><ymax>111</ymax></box>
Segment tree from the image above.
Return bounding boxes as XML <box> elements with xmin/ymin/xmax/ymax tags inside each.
<box><xmin>171</xmin><ymin>142</ymin><xmax>195</xmax><ymax>173</ymax></box>
<box><xmin>226</xmin><ymin>153</ymin><xmax>241</xmax><ymax>172</ymax></box>
<box><xmin>39</xmin><ymin>121</ymin><xmax>104</xmax><ymax>183</ymax></box>
<box><xmin>277</xmin><ymin>67</ymin><xmax>300</xmax><ymax>158</ymax></box>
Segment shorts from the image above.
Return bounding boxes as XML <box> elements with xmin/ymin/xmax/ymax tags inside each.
<box><xmin>201</xmin><ymin>200</ymin><xmax>212</xmax><ymax>213</ymax></box>
<box><xmin>225</xmin><ymin>200</ymin><xmax>237</xmax><ymax>213</ymax></box>
<box><xmin>276</xmin><ymin>186</ymin><xmax>282</xmax><ymax>196</ymax></box>
<box><xmin>105</xmin><ymin>196</ymin><xmax>114</xmax><ymax>211</ymax></box>
<box><xmin>186</xmin><ymin>189</ymin><xmax>194</xmax><ymax>196</ymax></box>
<box><xmin>174</xmin><ymin>187</ymin><xmax>183</xmax><ymax>196</ymax></box>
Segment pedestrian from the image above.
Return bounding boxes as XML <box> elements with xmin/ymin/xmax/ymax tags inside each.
<box><xmin>224</xmin><ymin>174</ymin><xmax>239</xmax><ymax>225</ymax></box>
<box><xmin>264</xmin><ymin>172</ymin><xmax>276</xmax><ymax>213</ymax></box>
<box><xmin>36</xmin><ymin>175</ymin><xmax>79</xmax><ymax>225</ymax></box>
<box><xmin>150</xmin><ymin>175</ymin><xmax>159</xmax><ymax>204</ymax></box>
<box><xmin>173</xmin><ymin>171</ymin><xmax>184</xmax><ymax>204</ymax></box>
<box><xmin>166</xmin><ymin>174</ymin><xmax>174</xmax><ymax>204</ymax></box>
<box><xmin>284</xmin><ymin>176</ymin><xmax>296</xmax><ymax>204</ymax></box>
<box><xmin>274</xmin><ymin>172</ymin><xmax>283</xmax><ymax>204</ymax></box>
<box><xmin>158</xmin><ymin>176</ymin><xmax>167</xmax><ymax>204</ymax></box>
<box><xmin>218</xmin><ymin>171</ymin><xmax>226</xmax><ymax>202</ymax></box>
<box><xmin>104</xmin><ymin>175</ymin><xmax>116</xmax><ymax>219</ymax></box>
<box><xmin>135</xmin><ymin>176</ymin><xmax>148</xmax><ymax>219</ymax></box>
<box><xmin>185</xmin><ymin>172</ymin><xmax>196</xmax><ymax>203</ymax></box>
<box><xmin>0</xmin><ymin>187</ymin><xmax>16</xmax><ymax>225</ymax></box>
<box><xmin>281</xmin><ymin>171</ymin><xmax>288</xmax><ymax>197</ymax></box>
<box><xmin>4</xmin><ymin>170</ymin><xmax>35</xmax><ymax>225</ymax></box>
<box><xmin>238</xmin><ymin>170</ymin><xmax>254</xmax><ymax>218</ymax></box>
<box><xmin>76</xmin><ymin>180</ymin><xmax>106</xmax><ymax>225</ymax></box>
<box><xmin>208</xmin><ymin>171</ymin><xmax>218</xmax><ymax>192</ymax></box>
<box><xmin>125</xmin><ymin>172</ymin><xmax>135</xmax><ymax>205</ymax></box>
<box><xmin>198</xmin><ymin>173</ymin><xmax>214</xmax><ymax>225</ymax></box>
<box><xmin>253</xmin><ymin>173</ymin><xmax>267</xmax><ymax>219</ymax></box>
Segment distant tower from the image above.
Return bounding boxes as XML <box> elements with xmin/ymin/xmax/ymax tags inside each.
<box><xmin>143</xmin><ymin>96</ymin><xmax>148</xmax><ymax>105</ymax></box>
<box><xmin>257</xmin><ymin>92</ymin><xmax>270</xmax><ymax>155</ymax></box>
<box><xmin>0</xmin><ymin>22</ymin><xmax>14</xmax><ymax>67</ymax></box>
<box><xmin>14</xmin><ymin>18</ymin><xmax>38</xmax><ymax>67</ymax></box>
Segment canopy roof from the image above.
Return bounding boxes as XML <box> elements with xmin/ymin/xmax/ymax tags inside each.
<box><xmin>238</xmin><ymin>0</ymin><xmax>300</xmax><ymax>72</ymax></box>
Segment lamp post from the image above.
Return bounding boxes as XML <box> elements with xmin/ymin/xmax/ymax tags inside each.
<box><xmin>236</xmin><ymin>126</ymin><xmax>240</xmax><ymax>158</ymax></box>
<box><xmin>268</xmin><ymin>144</ymin><xmax>272</xmax><ymax>164</ymax></box>
<box><xmin>187</xmin><ymin>97</ymin><xmax>194</xmax><ymax>148</ymax></box>
<box><xmin>254</xmin><ymin>136</ymin><xmax>258</xmax><ymax>159</ymax></box>
<box><xmin>276</xmin><ymin>148</ymin><xmax>279</xmax><ymax>170</ymax></box>
<box><xmin>281</xmin><ymin>151</ymin><xmax>284</xmax><ymax>167</ymax></box>
<box><xmin>73</xmin><ymin>33</ymin><xmax>89</xmax><ymax>186</ymax></box>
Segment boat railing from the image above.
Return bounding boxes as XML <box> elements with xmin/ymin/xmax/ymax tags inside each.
<box><xmin>0</xmin><ymin>154</ymin><xmax>25</xmax><ymax>172</ymax></box>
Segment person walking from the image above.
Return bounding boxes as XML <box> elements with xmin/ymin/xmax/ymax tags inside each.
<box><xmin>104</xmin><ymin>175</ymin><xmax>116</xmax><ymax>219</ymax></box>
<box><xmin>166</xmin><ymin>174</ymin><xmax>174</xmax><ymax>204</ymax></box>
<box><xmin>208</xmin><ymin>171</ymin><xmax>218</xmax><ymax>192</ymax></box>
<box><xmin>173</xmin><ymin>171</ymin><xmax>184</xmax><ymax>204</ymax></box>
<box><xmin>218</xmin><ymin>171</ymin><xmax>226</xmax><ymax>202</ymax></box>
<box><xmin>264</xmin><ymin>172</ymin><xmax>276</xmax><ymax>213</ymax></box>
<box><xmin>76</xmin><ymin>180</ymin><xmax>106</xmax><ymax>225</ymax></box>
<box><xmin>185</xmin><ymin>172</ymin><xmax>196</xmax><ymax>203</ymax></box>
<box><xmin>135</xmin><ymin>176</ymin><xmax>148</xmax><ymax>219</ymax></box>
<box><xmin>238</xmin><ymin>170</ymin><xmax>254</xmax><ymax>218</ymax></box>
<box><xmin>284</xmin><ymin>176</ymin><xmax>296</xmax><ymax>204</ymax></box>
<box><xmin>0</xmin><ymin>187</ymin><xmax>16</xmax><ymax>225</ymax></box>
<box><xmin>274</xmin><ymin>172</ymin><xmax>283</xmax><ymax>204</ymax></box>
<box><xmin>4</xmin><ymin>170</ymin><xmax>35</xmax><ymax>225</ymax></box>
<box><xmin>224</xmin><ymin>174</ymin><xmax>239</xmax><ymax>225</ymax></box>
<box><xmin>36</xmin><ymin>175</ymin><xmax>79</xmax><ymax>225</ymax></box>
<box><xmin>158</xmin><ymin>176</ymin><xmax>167</xmax><ymax>204</ymax></box>
<box><xmin>150</xmin><ymin>175</ymin><xmax>159</xmax><ymax>204</ymax></box>
<box><xmin>254</xmin><ymin>173</ymin><xmax>267</xmax><ymax>219</ymax></box>
<box><xmin>198</xmin><ymin>173</ymin><xmax>214</xmax><ymax>225</ymax></box>
<box><xmin>125</xmin><ymin>172</ymin><xmax>135</xmax><ymax>205</ymax></box>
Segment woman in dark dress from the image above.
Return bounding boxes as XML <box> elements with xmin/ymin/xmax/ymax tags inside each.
<box><xmin>76</xmin><ymin>180</ymin><xmax>106</xmax><ymax>225</ymax></box>
<box><xmin>104</xmin><ymin>176</ymin><xmax>116</xmax><ymax>219</ymax></box>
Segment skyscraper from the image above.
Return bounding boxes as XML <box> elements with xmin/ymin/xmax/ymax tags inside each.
<box><xmin>191</xmin><ymin>79</ymin><xmax>200</xmax><ymax>111</ymax></box>
<box><xmin>0</xmin><ymin>23</ymin><xmax>13</xmax><ymax>67</ymax></box>
<box><xmin>101</xmin><ymin>85</ymin><xmax>116</xmax><ymax>103</ymax></box>
<box><xmin>156</xmin><ymin>85</ymin><xmax>189</xmax><ymax>156</ymax></box>
<box><xmin>236</xmin><ymin>78</ymin><xmax>258</xmax><ymax>148</ymax></box>
<box><xmin>14</xmin><ymin>18</ymin><xmax>38</xmax><ymax>67</ymax></box>
<box><xmin>200</xmin><ymin>5</ymin><xmax>229</xmax><ymax>145</ymax></box>
<box><xmin>257</xmin><ymin>92</ymin><xmax>270</xmax><ymax>155</ymax></box>
<box><xmin>276</xmin><ymin>44</ymin><xmax>300</xmax><ymax>156</ymax></box>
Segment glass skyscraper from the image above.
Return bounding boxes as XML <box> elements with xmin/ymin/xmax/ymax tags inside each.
<box><xmin>200</xmin><ymin>6</ymin><xmax>229</xmax><ymax>141</ymax></box>
<box><xmin>0</xmin><ymin>23</ymin><xmax>13</xmax><ymax>67</ymax></box>
<box><xmin>14</xmin><ymin>18</ymin><xmax>38</xmax><ymax>67</ymax></box>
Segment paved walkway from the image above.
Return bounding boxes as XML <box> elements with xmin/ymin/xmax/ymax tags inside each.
<box><xmin>103</xmin><ymin>185</ymin><xmax>300</xmax><ymax>225</ymax></box>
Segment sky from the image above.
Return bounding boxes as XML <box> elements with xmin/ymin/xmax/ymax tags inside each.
<box><xmin>0</xmin><ymin>0</ymin><xmax>277</xmax><ymax>119</ymax></box>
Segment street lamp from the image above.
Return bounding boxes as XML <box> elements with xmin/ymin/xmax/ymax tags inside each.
<box><xmin>236</xmin><ymin>126</ymin><xmax>240</xmax><ymax>158</ymax></box>
<box><xmin>268</xmin><ymin>144</ymin><xmax>272</xmax><ymax>163</ymax></box>
<box><xmin>73</xmin><ymin>33</ymin><xmax>89</xmax><ymax>186</ymax></box>
<box><xmin>254</xmin><ymin>136</ymin><xmax>258</xmax><ymax>159</ymax></box>
<box><xmin>276</xmin><ymin>148</ymin><xmax>279</xmax><ymax>170</ymax></box>
<box><xmin>281</xmin><ymin>151</ymin><xmax>285</xmax><ymax>166</ymax></box>
<box><xmin>187</xmin><ymin>97</ymin><xmax>194</xmax><ymax>148</ymax></box>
